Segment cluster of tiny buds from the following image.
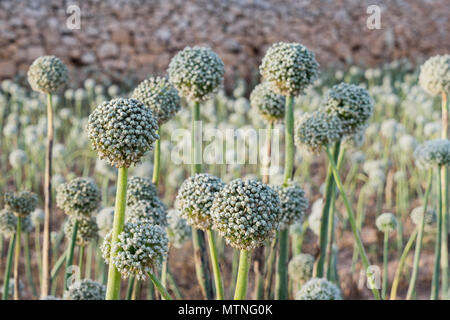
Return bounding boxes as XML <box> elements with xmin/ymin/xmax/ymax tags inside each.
<box><xmin>376</xmin><ymin>212</ymin><xmax>398</xmax><ymax>233</ymax></box>
<box><xmin>4</xmin><ymin>190</ymin><xmax>38</xmax><ymax>217</ymax></box>
<box><xmin>419</xmin><ymin>54</ymin><xmax>450</xmax><ymax>96</ymax></box>
<box><xmin>249</xmin><ymin>82</ymin><xmax>285</xmax><ymax>123</ymax></box>
<box><xmin>64</xmin><ymin>216</ymin><xmax>99</xmax><ymax>247</ymax></box>
<box><xmin>126</xmin><ymin>176</ymin><xmax>158</xmax><ymax>207</ymax></box>
<box><xmin>126</xmin><ymin>199</ymin><xmax>168</xmax><ymax>227</ymax></box>
<box><xmin>414</xmin><ymin>139</ymin><xmax>450</xmax><ymax>169</ymax></box>
<box><xmin>288</xmin><ymin>253</ymin><xmax>315</xmax><ymax>285</ymax></box>
<box><xmin>64</xmin><ymin>279</ymin><xmax>106</xmax><ymax>300</ymax></box>
<box><xmin>410</xmin><ymin>206</ymin><xmax>437</xmax><ymax>229</ymax></box>
<box><xmin>166</xmin><ymin>209</ymin><xmax>191</xmax><ymax>248</ymax></box>
<box><xmin>56</xmin><ymin>178</ymin><xmax>101</xmax><ymax>217</ymax></box>
<box><xmin>0</xmin><ymin>209</ymin><xmax>33</xmax><ymax>237</ymax></box>
<box><xmin>295</xmin><ymin>278</ymin><xmax>342</xmax><ymax>300</ymax></box>
<box><xmin>27</xmin><ymin>55</ymin><xmax>68</xmax><ymax>94</ymax></box>
<box><xmin>273</xmin><ymin>181</ymin><xmax>309</xmax><ymax>230</ymax></box>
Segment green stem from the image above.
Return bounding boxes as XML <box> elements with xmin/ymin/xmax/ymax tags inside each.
<box><xmin>283</xmin><ymin>95</ymin><xmax>294</xmax><ymax>185</ymax></box>
<box><xmin>126</xmin><ymin>276</ymin><xmax>135</xmax><ymax>300</ymax></box>
<box><xmin>34</xmin><ymin>224</ymin><xmax>42</xmax><ymax>286</ymax></box>
<box><xmin>325</xmin><ymin>145</ymin><xmax>381</xmax><ymax>300</ymax></box>
<box><xmin>86</xmin><ymin>241</ymin><xmax>93</xmax><ymax>279</ymax></box>
<box><xmin>106</xmin><ymin>166</ymin><xmax>128</xmax><ymax>300</ymax></box>
<box><xmin>207</xmin><ymin>228</ymin><xmax>224</xmax><ymax>300</ymax></box>
<box><xmin>234</xmin><ymin>250</ymin><xmax>250</xmax><ymax>300</ymax></box>
<box><xmin>148</xmin><ymin>272</ymin><xmax>172</xmax><ymax>300</ymax></box>
<box><xmin>275</xmin><ymin>229</ymin><xmax>288</xmax><ymax>299</ymax></box>
<box><xmin>2</xmin><ymin>234</ymin><xmax>16</xmax><ymax>300</ymax></box>
<box><xmin>167</xmin><ymin>266</ymin><xmax>183</xmax><ymax>300</ymax></box>
<box><xmin>229</xmin><ymin>249</ymin><xmax>239</xmax><ymax>299</ymax></box>
<box><xmin>431</xmin><ymin>168</ymin><xmax>443</xmax><ymax>300</ymax></box>
<box><xmin>263</xmin><ymin>237</ymin><xmax>277</xmax><ymax>299</ymax></box>
<box><xmin>24</xmin><ymin>232</ymin><xmax>38</xmax><ymax>297</ymax></box>
<box><xmin>78</xmin><ymin>245</ymin><xmax>84</xmax><ymax>278</ymax></box>
<box><xmin>13</xmin><ymin>216</ymin><xmax>22</xmax><ymax>300</ymax></box>
<box><xmin>51</xmin><ymin>249</ymin><xmax>67</xmax><ymax>281</ymax></box>
<box><xmin>440</xmin><ymin>165</ymin><xmax>448</xmax><ymax>295</ymax></box>
<box><xmin>152</xmin><ymin>134</ymin><xmax>161</xmax><ymax>185</ymax></box>
<box><xmin>406</xmin><ymin>169</ymin><xmax>433</xmax><ymax>299</ymax></box>
<box><xmin>64</xmin><ymin>218</ymin><xmax>78</xmax><ymax>291</ymax></box>
<box><xmin>382</xmin><ymin>231</ymin><xmax>389</xmax><ymax>300</ymax></box>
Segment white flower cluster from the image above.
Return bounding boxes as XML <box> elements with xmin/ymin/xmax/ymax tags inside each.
<box><xmin>376</xmin><ymin>212</ymin><xmax>398</xmax><ymax>233</ymax></box>
<box><xmin>9</xmin><ymin>149</ymin><xmax>27</xmax><ymax>169</ymax></box>
<box><xmin>322</xmin><ymin>83</ymin><xmax>373</xmax><ymax>136</ymax></box>
<box><xmin>27</xmin><ymin>55</ymin><xmax>68</xmax><ymax>94</ymax></box>
<box><xmin>274</xmin><ymin>181</ymin><xmax>308</xmax><ymax>230</ymax></box>
<box><xmin>419</xmin><ymin>55</ymin><xmax>450</xmax><ymax>96</ymax></box>
<box><xmin>4</xmin><ymin>191</ymin><xmax>38</xmax><ymax>217</ymax></box>
<box><xmin>0</xmin><ymin>209</ymin><xmax>32</xmax><ymax>237</ymax></box>
<box><xmin>288</xmin><ymin>253</ymin><xmax>314</xmax><ymax>285</ymax></box>
<box><xmin>64</xmin><ymin>216</ymin><xmax>98</xmax><ymax>247</ymax></box>
<box><xmin>56</xmin><ymin>178</ymin><xmax>101</xmax><ymax>217</ymax></box>
<box><xmin>126</xmin><ymin>176</ymin><xmax>158</xmax><ymax>207</ymax></box>
<box><xmin>410</xmin><ymin>206</ymin><xmax>437</xmax><ymax>229</ymax></box>
<box><xmin>260</xmin><ymin>42</ymin><xmax>319</xmax><ymax>96</ymax></box>
<box><xmin>126</xmin><ymin>199</ymin><xmax>168</xmax><ymax>227</ymax></box>
<box><xmin>414</xmin><ymin>139</ymin><xmax>450</xmax><ymax>169</ymax></box>
<box><xmin>96</xmin><ymin>207</ymin><xmax>115</xmax><ymax>237</ymax></box>
<box><xmin>168</xmin><ymin>46</ymin><xmax>225</xmax><ymax>101</ymax></box>
<box><xmin>87</xmin><ymin>98</ymin><xmax>159</xmax><ymax>168</ymax></box>
<box><xmin>102</xmin><ymin>222</ymin><xmax>168</xmax><ymax>280</ymax></box>
<box><xmin>176</xmin><ymin>173</ymin><xmax>225</xmax><ymax>230</ymax></box>
<box><xmin>64</xmin><ymin>279</ymin><xmax>106</xmax><ymax>300</ymax></box>
<box><xmin>31</xmin><ymin>208</ymin><xmax>45</xmax><ymax>225</ymax></box>
<box><xmin>166</xmin><ymin>209</ymin><xmax>191</xmax><ymax>248</ymax></box>
<box><xmin>131</xmin><ymin>76</ymin><xmax>181</xmax><ymax>125</ymax></box>
<box><xmin>249</xmin><ymin>82</ymin><xmax>285</xmax><ymax>123</ymax></box>
<box><xmin>210</xmin><ymin>178</ymin><xmax>280</xmax><ymax>250</ymax></box>
<box><xmin>295</xmin><ymin>278</ymin><xmax>342</xmax><ymax>300</ymax></box>
<box><xmin>294</xmin><ymin>111</ymin><xmax>343</xmax><ymax>153</ymax></box>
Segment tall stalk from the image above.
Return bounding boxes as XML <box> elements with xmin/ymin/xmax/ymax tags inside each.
<box><xmin>207</xmin><ymin>228</ymin><xmax>224</xmax><ymax>300</ymax></box>
<box><xmin>152</xmin><ymin>132</ymin><xmax>161</xmax><ymax>185</ymax></box>
<box><xmin>64</xmin><ymin>218</ymin><xmax>78</xmax><ymax>291</ymax></box>
<box><xmin>24</xmin><ymin>232</ymin><xmax>38</xmax><ymax>297</ymax></box>
<box><xmin>234</xmin><ymin>250</ymin><xmax>250</xmax><ymax>300</ymax></box>
<box><xmin>106</xmin><ymin>167</ymin><xmax>128</xmax><ymax>300</ymax></box>
<box><xmin>13</xmin><ymin>216</ymin><xmax>22</xmax><ymax>300</ymax></box>
<box><xmin>41</xmin><ymin>92</ymin><xmax>53</xmax><ymax>297</ymax></box>
<box><xmin>2</xmin><ymin>234</ymin><xmax>16</xmax><ymax>300</ymax></box>
<box><xmin>382</xmin><ymin>231</ymin><xmax>389</xmax><ymax>299</ymax></box>
<box><xmin>440</xmin><ymin>91</ymin><xmax>449</xmax><ymax>297</ymax></box>
<box><xmin>431</xmin><ymin>169</ymin><xmax>442</xmax><ymax>300</ymax></box>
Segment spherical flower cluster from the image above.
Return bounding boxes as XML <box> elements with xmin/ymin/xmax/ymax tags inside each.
<box><xmin>398</xmin><ymin>134</ymin><xmax>417</xmax><ymax>153</ymax></box>
<box><xmin>96</xmin><ymin>207</ymin><xmax>115</xmax><ymax>237</ymax></box>
<box><xmin>87</xmin><ymin>98</ymin><xmax>159</xmax><ymax>168</ymax></box>
<box><xmin>31</xmin><ymin>208</ymin><xmax>45</xmax><ymax>225</ymax></box>
<box><xmin>166</xmin><ymin>209</ymin><xmax>191</xmax><ymax>248</ymax></box>
<box><xmin>273</xmin><ymin>181</ymin><xmax>309</xmax><ymax>230</ymax></box>
<box><xmin>64</xmin><ymin>279</ymin><xmax>106</xmax><ymax>300</ymax></box>
<box><xmin>0</xmin><ymin>209</ymin><xmax>33</xmax><ymax>237</ymax></box>
<box><xmin>288</xmin><ymin>253</ymin><xmax>314</xmax><ymax>285</ymax></box>
<box><xmin>294</xmin><ymin>111</ymin><xmax>343</xmax><ymax>153</ymax></box>
<box><xmin>168</xmin><ymin>46</ymin><xmax>225</xmax><ymax>101</ymax></box>
<box><xmin>9</xmin><ymin>149</ymin><xmax>27</xmax><ymax>169</ymax></box>
<box><xmin>321</xmin><ymin>83</ymin><xmax>374</xmax><ymax>136</ymax></box>
<box><xmin>295</xmin><ymin>278</ymin><xmax>342</xmax><ymax>300</ymax></box>
<box><xmin>126</xmin><ymin>176</ymin><xmax>158</xmax><ymax>207</ymax></box>
<box><xmin>376</xmin><ymin>212</ymin><xmax>398</xmax><ymax>233</ymax></box>
<box><xmin>410</xmin><ymin>206</ymin><xmax>437</xmax><ymax>229</ymax></box>
<box><xmin>419</xmin><ymin>55</ymin><xmax>450</xmax><ymax>96</ymax></box>
<box><xmin>102</xmin><ymin>222</ymin><xmax>168</xmax><ymax>280</ymax></box>
<box><xmin>249</xmin><ymin>82</ymin><xmax>285</xmax><ymax>123</ymax></box>
<box><xmin>176</xmin><ymin>174</ymin><xmax>225</xmax><ymax>230</ymax></box>
<box><xmin>27</xmin><ymin>56</ymin><xmax>68</xmax><ymax>94</ymax></box>
<box><xmin>259</xmin><ymin>42</ymin><xmax>319</xmax><ymax>96</ymax></box>
<box><xmin>64</xmin><ymin>216</ymin><xmax>99</xmax><ymax>247</ymax></box>
<box><xmin>210</xmin><ymin>178</ymin><xmax>281</xmax><ymax>250</ymax></box>
<box><xmin>56</xmin><ymin>178</ymin><xmax>101</xmax><ymax>217</ymax></box>
<box><xmin>414</xmin><ymin>139</ymin><xmax>450</xmax><ymax>169</ymax></box>
<box><xmin>126</xmin><ymin>199</ymin><xmax>168</xmax><ymax>227</ymax></box>
<box><xmin>4</xmin><ymin>191</ymin><xmax>38</xmax><ymax>217</ymax></box>
<box><xmin>131</xmin><ymin>77</ymin><xmax>181</xmax><ymax>125</ymax></box>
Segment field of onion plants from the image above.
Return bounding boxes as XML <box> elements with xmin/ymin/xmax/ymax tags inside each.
<box><xmin>0</xmin><ymin>43</ymin><xmax>449</xmax><ymax>301</ymax></box>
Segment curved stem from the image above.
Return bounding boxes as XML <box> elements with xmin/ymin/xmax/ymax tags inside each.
<box><xmin>106</xmin><ymin>166</ymin><xmax>128</xmax><ymax>300</ymax></box>
<box><xmin>64</xmin><ymin>218</ymin><xmax>79</xmax><ymax>291</ymax></box>
<box><xmin>152</xmin><ymin>134</ymin><xmax>161</xmax><ymax>185</ymax></box>
<box><xmin>207</xmin><ymin>228</ymin><xmax>224</xmax><ymax>300</ymax></box>
<box><xmin>325</xmin><ymin>145</ymin><xmax>381</xmax><ymax>300</ymax></box>
<box><xmin>2</xmin><ymin>234</ymin><xmax>16</xmax><ymax>300</ymax></box>
<box><xmin>234</xmin><ymin>250</ymin><xmax>250</xmax><ymax>300</ymax></box>
<box><xmin>148</xmin><ymin>272</ymin><xmax>172</xmax><ymax>300</ymax></box>
<box><xmin>13</xmin><ymin>216</ymin><xmax>22</xmax><ymax>300</ymax></box>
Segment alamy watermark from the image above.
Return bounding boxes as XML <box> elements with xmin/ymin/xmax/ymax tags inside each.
<box><xmin>366</xmin><ymin>5</ymin><xmax>381</xmax><ymax>30</ymax></box>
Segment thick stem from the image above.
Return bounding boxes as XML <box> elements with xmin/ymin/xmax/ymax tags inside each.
<box><xmin>41</xmin><ymin>93</ymin><xmax>53</xmax><ymax>297</ymax></box>
<box><xmin>234</xmin><ymin>250</ymin><xmax>250</xmax><ymax>300</ymax></box>
<box><xmin>275</xmin><ymin>228</ymin><xmax>289</xmax><ymax>299</ymax></box>
<box><xmin>126</xmin><ymin>276</ymin><xmax>135</xmax><ymax>300</ymax></box>
<box><xmin>13</xmin><ymin>216</ymin><xmax>22</xmax><ymax>300</ymax></box>
<box><xmin>152</xmin><ymin>134</ymin><xmax>161</xmax><ymax>185</ymax></box>
<box><xmin>64</xmin><ymin>218</ymin><xmax>79</xmax><ymax>291</ymax></box>
<box><xmin>34</xmin><ymin>224</ymin><xmax>42</xmax><ymax>287</ymax></box>
<box><xmin>440</xmin><ymin>165</ymin><xmax>448</xmax><ymax>295</ymax></box>
<box><xmin>263</xmin><ymin>237</ymin><xmax>277</xmax><ymax>299</ymax></box>
<box><xmin>283</xmin><ymin>96</ymin><xmax>294</xmax><ymax>186</ymax></box>
<box><xmin>148</xmin><ymin>272</ymin><xmax>172</xmax><ymax>300</ymax></box>
<box><xmin>106</xmin><ymin>167</ymin><xmax>128</xmax><ymax>300</ymax></box>
<box><xmin>382</xmin><ymin>231</ymin><xmax>389</xmax><ymax>300</ymax></box>
<box><xmin>2</xmin><ymin>234</ymin><xmax>16</xmax><ymax>300</ymax></box>
<box><xmin>431</xmin><ymin>168</ymin><xmax>443</xmax><ymax>300</ymax></box>
<box><xmin>78</xmin><ymin>245</ymin><xmax>84</xmax><ymax>278</ymax></box>
<box><xmin>206</xmin><ymin>228</ymin><xmax>224</xmax><ymax>300</ymax></box>
<box><xmin>325</xmin><ymin>145</ymin><xmax>381</xmax><ymax>300</ymax></box>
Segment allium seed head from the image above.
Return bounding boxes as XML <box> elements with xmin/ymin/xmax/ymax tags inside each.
<box><xmin>131</xmin><ymin>77</ymin><xmax>181</xmax><ymax>125</ymax></box>
<box><xmin>87</xmin><ymin>98</ymin><xmax>159</xmax><ymax>168</ymax></box>
<box><xmin>211</xmin><ymin>178</ymin><xmax>281</xmax><ymax>250</ymax></box>
<box><xmin>4</xmin><ymin>191</ymin><xmax>38</xmax><ymax>217</ymax></box>
<box><xmin>126</xmin><ymin>199</ymin><xmax>168</xmax><ymax>227</ymax></box>
<box><xmin>27</xmin><ymin>56</ymin><xmax>68</xmax><ymax>94</ymax></box>
<box><xmin>288</xmin><ymin>253</ymin><xmax>314</xmax><ymax>285</ymax></box>
<box><xmin>168</xmin><ymin>47</ymin><xmax>225</xmax><ymax>101</ymax></box>
<box><xmin>260</xmin><ymin>42</ymin><xmax>319</xmax><ymax>96</ymax></box>
<box><xmin>376</xmin><ymin>212</ymin><xmax>398</xmax><ymax>233</ymax></box>
<box><xmin>96</xmin><ymin>207</ymin><xmax>115</xmax><ymax>237</ymax></box>
<box><xmin>56</xmin><ymin>178</ymin><xmax>101</xmax><ymax>217</ymax></box>
<box><xmin>295</xmin><ymin>278</ymin><xmax>342</xmax><ymax>300</ymax></box>
<box><xmin>64</xmin><ymin>279</ymin><xmax>105</xmax><ymax>300</ymax></box>
<box><xmin>166</xmin><ymin>209</ymin><xmax>191</xmax><ymax>248</ymax></box>
<box><xmin>419</xmin><ymin>55</ymin><xmax>450</xmax><ymax>96</ymax></box>
<box><xmin>9</xmin><ymin>149</ymin><xmax>27</xmax><ymax>168</ymax></box>
<box><xmin>414</xmin><ymin>139</ymin><xmax>450</xmax><ymax>169</ymax></box>
<box><xmin>31</xmin><ymin>208</ymin><xmax>45</xmax><ymax>225</ymax></box>
<box><xmin>274</xmin><ymin>181</ymin><xmax>309</xmax><ymax>230</ymax></box>
<box><xmin>126</xmin><ymin>176</ymin><xmax>158</xmax><ymax>207</ymax></box>
<box><xmin>176</xmin><ymin>174</ymin><xmax>225</xmax><ymax>231</ymax></box>
<box><xmin>410</xmin><ymin>206</ymin><xmax>437</xmax><ymax>229</ymax></box>
<box><xmin>0</xmin><ymin>209</ymin><xmax>32</xmax><ymax>237</ymax></box>
<box><xmin>64</xmin><ymin>216</ymin><xmax>99</xmax><ymax>247</ymax></box>
<box><xmin>249</xmin><ymin>82</ymin><xmax>285</xmax><ymax>123</ymax></box>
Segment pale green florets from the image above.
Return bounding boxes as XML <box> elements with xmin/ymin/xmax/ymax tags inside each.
<box><xmin>0</xmin><ymin>210</ymin><xmax>32</xmax><ymax>237</ymax></box>
<box><xmin>166</xmin><ymin>209</ymin><xmax>191</xmax><ymax>248</ymax></box>
<box><xmin>274</xmin><ymin>181</ymin><xmax>309</xmax><ymax>230</ymax></box>
<box><xmin>102</xmin><ymin>222</ymin><xmax>169</xmax><ymax>280</ymax></box>
<box><xmin>126</xmin><ymin>176</ymin><xmax>158</xmax><ymax>207</ymax></box>
<box><xmin>9</xmin><ymin>149</ymin><xmax>27</xmax><ymax>168</ymax></box>
<box><xmin>96</xmin><ymin>207</ymin><xmax>115</xmax><ymax>237</ymax></box>
<box><xmin>64</xmin><ymin>279</ymin><xmax>106</xmax><ymax>300</ymax></box>
<box><xmin>414</xmin><ymin>139</ymin><xmax>450</xmax><ymax>169</ymax></box>
<box><xmin>131</xmin><ymin>77</ymin><xmax>181</xmax><ymax>125</ymax></box>
<box><xmin>31</xmin><ymin>208</ymin><xmax>45</xmax><ymax>225</ymax></box>
<box><xmin>168</xmin><ymin>47</ymin><xmax>225</xmax><ymax>101</ymax></box>
<box><xmin>321</xmin><ymin>83</ymin><xmax>374</xmax><ymax>136</ymax></box>
<box><xmin>56</xmin><ymin>178</ymin><xmax>101</xmax><ymax>217</ymax></box>
<box><xmin>295</xmin><ymin>278</ymin><xmax>342</xmax><ymax>300</ymax></box>
<box><xmin>87</xmin><ymin>98</ymin><xmax>159</xmax><ymax>168</ymax></box>
<box><xmin>27</xmin><ymin>55</ymin><xmax>68</xmax><ymax>94</ymax></box>
<box><xmin>288</xmin><ymin>253</ymin><xmax>314</xmax><ymax>285</ymax></box>
<box><xmin>376</xmin><ymin>212</ymin><xmax>398</xmax><ymax>233</ymax></box>
<box><xmin>126</xmin><ymin>199</ymin><xmax>168</xmax><ymax>227</ymax></box>
<box><xmin>259</xmin><ymin>42</ymin><xmax>319</xmax><ymax>96</ymax></box>
<box><xmin>210</xmin><ymin>178</ymin><xmax>281</xmax><ymax>250</ymax></box>
<box><xmin>295</xmin><ymin>111</ymin><xmax>343</xmax><ymax>153</ymax></box>
<box><xmin>176</xmin><ymin>174</ymin><xmax>225</xmax><ymax>231</ymax></box>
<box><xmin>249</xmin><ymin>82</ymin><xmax>285</xmax><ymax>123</ymax></box>
<box><xmin>64</xmin><ymin>216</ymin><xmax>99</xmax><ymax>247</ymax></box>
<box><xmin>4</xmin><ymin>191</ymin><xmax>38</xmax><ymax>217</ymax></box>
<box><xmin>410</xmin><ymin>206</ymin><xmax>437</xmax><ymax>229</ymax></box>
<box><xmin>419</xmin><ymin>55</ymin><xmax>450</xmax><ymax>96</ymax></box>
